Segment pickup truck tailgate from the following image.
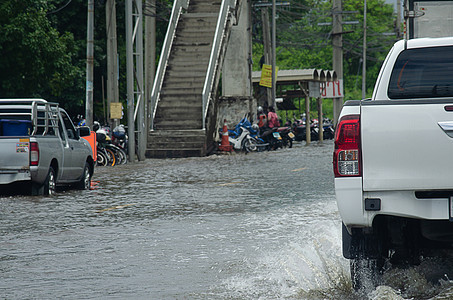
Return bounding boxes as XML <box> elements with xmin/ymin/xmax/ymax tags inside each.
<box><xmin>0</xmin><ymin>137</ymin><xmax>31</xmax><ymax>184</ymax></box>
<box><xmin>361</xmin><ymin>101</ymin><xmax>453</xmax><ymax>191</ymax></box>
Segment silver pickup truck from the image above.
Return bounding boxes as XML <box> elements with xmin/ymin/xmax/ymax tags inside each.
<box><xmin>0</xmin><ymin>99</ymin><xmax>95</xmax><ymax>195</ymax></box>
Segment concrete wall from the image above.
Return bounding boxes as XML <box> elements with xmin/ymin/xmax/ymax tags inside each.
<box><xmin>216</xmin><ymin>96</ymin><xmax>256</xmax><ymax>141</ymax></box>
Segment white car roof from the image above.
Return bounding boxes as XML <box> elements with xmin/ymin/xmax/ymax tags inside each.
<box><xmin>403</xmin><ymin>37</ymin><xmax>453</xmax><ymax>49</ymax></box>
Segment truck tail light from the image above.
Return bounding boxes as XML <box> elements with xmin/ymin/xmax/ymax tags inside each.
<box><xmin>30</xmin><ymin>142</ymin><xmax>39</xmax><ymax>166</ymax></box>
<box><xmin>334</xmin><ymin>115</ymin><xmax>361</xmax><ymax>177</ymax></box>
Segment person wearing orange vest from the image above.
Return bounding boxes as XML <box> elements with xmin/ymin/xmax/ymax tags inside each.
<box><xmin>257</xmin><ymin>106</ymin><xmax>267</xmax><ymax>130</ymax></box>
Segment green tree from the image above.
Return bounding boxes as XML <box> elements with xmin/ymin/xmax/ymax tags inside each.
<box><xmin>0</xmin><ymin>1</ymin><xmax>80</xmax><ymax>102</ymax></box>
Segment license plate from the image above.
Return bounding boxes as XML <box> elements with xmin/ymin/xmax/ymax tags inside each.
<box><xmin>288</xmin><ymin>132</ymin><xmax>295</xmax><ymax>139</ymax></box>
<box><xmin>273</xmin><ymin>132</ymin><xmax>282</xmax><ymax>140</ymax></box>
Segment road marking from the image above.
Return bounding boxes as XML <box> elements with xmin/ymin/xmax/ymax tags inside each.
<box><xmin>96</xmin><ymin>203</ymin><xmax>136</xmax><ymax>213</ymax></box>
<box><xmin>292</xmin><ymin>167</ymin><xmax>307</xmax><ymax>172</ymax></box>
<box><xmin>217</xmin><ymin>181</ymin><xmax>241</xmax><ymax>186</ymax></box>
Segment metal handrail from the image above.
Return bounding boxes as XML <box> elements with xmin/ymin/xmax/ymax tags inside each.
<box><xmin>201</xmin><ymin>0</ymin><xmax>238</xmax><ymax>130</ymax></box>
<box><xmin>149</xmin><ymin>0</ymin><xmax>189</xmax><ymax>130</ymax></box>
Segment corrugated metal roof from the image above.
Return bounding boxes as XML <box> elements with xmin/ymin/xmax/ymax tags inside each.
<box><xmin>252</xmin><ymin>69</ymin><xmax>337</xmax><ymax>83</ymax></box>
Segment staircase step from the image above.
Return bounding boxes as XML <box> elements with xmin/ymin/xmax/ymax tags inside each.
<box><xmin>174</xmin><ymin>36</ymin><xmax>214</xmax><ymax>45</ymax></box>
<box><xmin>162</xmin><ymin>80</ymin><xmax>204</xmax><ymax>88</ymax></box>
<box><xmin>179</xmin><ymin>17</ymin><xmax>218</xmax><ymax>26</ymax></box>
<box><xmin>178</xmin><ymin>18</ymin><xmax>218</xmax><ymax>30</ymax></box>
<box><xmin>160</xmin><ymin>86</ymin><xmax>204</xmax><ymax>95</ymax></box>
<box><xmin>155</xmin><ymin>110</ymin><xmax>202</xmax><ymax>120</ymax></box>
<box><xmin>155</xmin><ymin>101</ymin><xmax>202</xmax><ymax>109</ymax></box>
<box><xmin>171</xmin><ymin>44</ymin><xmax>212</xmax><ymax>52</ymax></box>
<box><xmin>148</xmin><ymin>141</ymin><xmax>205</xmax><ymax>149</ymax></box>
<box><xmin>147</xmin><ymin>129</ymin><xmax>207</xmax><ymax>158</ymax></box>
<box><xmin>167</xmin><ymin>63</ymin><xmax>208</xmax><ymax>72</ymax></box>
<box><xmin>162</xmin><ymin>79</ymin><xmax>205</xmax><ymax>88</ymax></box>
<box><xmin>181</xmin><ymin>13</ymin><xmax>219</xmax><ymax>19</ymax></box>
<box><xmin>148</xmin><ymin>134</ymin><xmax>206</xmax><ymax>146</ymax></box>
<box><xmin>149</xmin><ymin>129</ymin><xmax>205</xmax><ymax>136</ymax></box>
<box><xmin>154</xmin><ymin>120</ymin><xmax>203</xmax><ymax>130</ymax></box>
<box><xmin>164</xmin><ymin>70</ymin><xmax>207</xmax><ymax>80</ymax></box>
<box><xmin>188</xmin><ymin>2</ymin><xmax>221</xmax><ymax>14</ymax></box>
<box><xmin>160</xmin><ymin>88</ymin><xmax>202</xmax><ymax>95</ymax></box>
<box><xmin>173</xmin><ymin>40</ymin><xmax>212</xmax><ymax>47</ymax></box>
<box><xmin>166</xmin><ymin>58</ymin><xmax>209</xmax><ymax>68</ymax></box>
<box><xmin>148</xmin><ymin>134</ymin><xmax>205</xmax><ymax>146</ymax></box>
<box><xmin>145</xmin><ymin>148</ymin><xmax>206</xmax><ymax>158</ymax></box>
<box><xmin>176</xmin><ymin>27</ymin><xmax>216</xmax><ymax>35</ymax></box>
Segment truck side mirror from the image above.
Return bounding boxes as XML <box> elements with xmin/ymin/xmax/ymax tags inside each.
<box><xmin>77</xmin><ymin>126</ymin><xmax>91</xmax><ymax>137</ymax></box>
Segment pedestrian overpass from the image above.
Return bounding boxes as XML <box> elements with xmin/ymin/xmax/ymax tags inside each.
<box><xmin>147</xmin><ymin>0</ymin><xmax>241</xmax><ymax>158</ymax></box>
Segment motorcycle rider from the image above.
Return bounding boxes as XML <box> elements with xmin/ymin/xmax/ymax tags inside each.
<box><xmin>257</xmin><ymin>106</ymin><xmax>268</xmax><ymax>134</ymax></box>
<box><xmin>267</xmin><ymin>106</ymin><xmax>280</xmax><ymax>129</ymax></box>
<box><xmin>257</xmin><ymin>106</ymin><xmax>267</xmax><ymax>127</ymax></box>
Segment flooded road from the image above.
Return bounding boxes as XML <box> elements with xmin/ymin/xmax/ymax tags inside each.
<box><xmin>2</xmin><ymin>141</ymin><xmax>453</xmax><ymax>299</ymax></box>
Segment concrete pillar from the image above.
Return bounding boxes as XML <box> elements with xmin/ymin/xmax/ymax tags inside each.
<box><xmin>222</xmin><ymin>0</ymin><xmax>251</xmax><ymax>97</ymax></box>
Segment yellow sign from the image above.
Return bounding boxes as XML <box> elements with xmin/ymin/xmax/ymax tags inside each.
<box><xmin>110</xmin><ymin>102</ymin><xmax>123</xmax><ymax>119</ymax></box>
<box><xmin>259</xmin><ymin>64</ymin><xmax>279</xmax><ymax>88</ymax></box>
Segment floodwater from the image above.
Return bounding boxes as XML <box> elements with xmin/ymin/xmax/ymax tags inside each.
<box><xmin>2</xmin><ymin>140</ymin><xmax>453</xmax><ymax>299</ymax></box>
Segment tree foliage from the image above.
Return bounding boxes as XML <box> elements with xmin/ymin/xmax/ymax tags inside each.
<box><xmin>252</xmin><ymin>0</ymin><xmax>397</xmax><ymax>100</ymax></box>
<box><xmin>0</xmin><ymin>0</ymin><xmax>80</xmax><ymax>100</ymax></box>
<box><xmin>0</xmin><ymin>0</ymin><xmax>172</xmax><ymax>119</ymax></box>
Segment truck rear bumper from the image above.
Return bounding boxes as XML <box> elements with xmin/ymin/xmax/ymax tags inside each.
<box><xmin>336</xmin><ymin>178</ymin><xmax>450</xmax><ymax>231</ymax></box>
<box><xmin>364</xmin><ymin>190</ymin><xmax>449</xmax><ymax>221</ymax></box>
<box><xmin>0</xmin><ymin>170</ymin><xmax>31</xmax><ymax>184</ymax></box>
<box><xmin>335</xmin><ymin>177</ymin><xmax>366</xmax><ymax>229</ymax></box>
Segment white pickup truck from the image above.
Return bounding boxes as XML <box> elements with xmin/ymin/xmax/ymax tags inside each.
<box><xmin>334</xmin><ymin>37</ymin><xmax>453</xmax><ymax>289</ymax></box>
<box><xmin>0</xmin><ymin>99</ymin><xmax>95</xmax><ymax>195</ymax></box>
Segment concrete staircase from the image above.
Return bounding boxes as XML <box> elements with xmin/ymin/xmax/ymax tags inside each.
<box><xmin>147</xmin><ymin>0</ymin><xmax>227</xmax><ymax>158</ymax></box>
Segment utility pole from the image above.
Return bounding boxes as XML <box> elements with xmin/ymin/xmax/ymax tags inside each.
<box><xmin>362</xmin><ymin>0</ymin><xmax>367</xmax><ymax>100</ymax></box>
<box><xmin>126</xmin><ymin>0</ymin><xmax>145</xmax><ymax>162</ymax></box>
<box><xmin>396</xmin><ymin>0</ymin><xmax>402</xmax><ymax>38</ymax></box>
<box><xmin>106</xmin><ymin>0</ymin><xmax>119</xmax><ymax>128</ymax></box>
<box><xmin>145</xmin><ymin>0</ymin><xmax>156</xmax><ymax>139</ymax></box>
<box><xmin>271</xmin><ymin>0</ymin><xmax>277</xmax><ymax>108</ymax></box>
<box><xmin>85</xmin><ymin>0</ymin><xmax>94</xmax><ymax>128</ymax></box>
<box><xmin>261</xmin><ymin>8</ymin><xmax>272</xmax><ymax>107</ymax></box>
<box><xmin>126</xmin><ymin>0</ymin><xmax>135</xmax><ymax>162</ymax></box>
<box><xmin>332</xmin><ymin>0</ymin><xmax>344</xmax><ymax>126</ymax></box>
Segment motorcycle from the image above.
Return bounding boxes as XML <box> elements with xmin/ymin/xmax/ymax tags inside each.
<box><xmin>292</xmin><ymin>118</ymin><xmax>334</xmax><ymax>141</ymax></box>
<box><xmin>228</xmin><ymin>126</ymin><xmax>257</xmax><ymax>152</ymax></box>
<box><xmin>112</xmin><ymin>124</ymin><xmax>128</xmax><ymax>154</ymax></box>
<box><xmin>94</xmin><ymin>122</ymin><xmax>127</xmax><ymax>166</ymax></box>
<box><xmin>260</xmin><ymin>127</ymin><xmax>283</xmax><ymax>150</ymax></box>
<box><xmin>227</xmin><ymin>116</ymin><xmax>268</xmax><ymax>152</ymax></box>
<box><xmin>322</xmin><ymin>118</ymin><xmax>335</xmax><ymax>140</ymax></box>
<box><xmin>276</xmin><ymin>126</ymin><xmax>295</xmax><ymax>148</ymax></box>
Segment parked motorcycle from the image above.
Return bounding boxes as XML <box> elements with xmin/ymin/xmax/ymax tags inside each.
<box><xmin>228</xmin><ymin>126</ymin><xmax>258</xmax><ymax>152</ymax></box>
<box><xmin>276</xmin><ymin>126</ymin><xmax>295</xmax><ymax>148</ymax></box>
<box><xmin>226</xmin><ymin>116</ymin><xmax>268</xmax><ymax>152</ymax></box>
<box><xmin>260</xmin><ymin>127</ymin><xmax>283</xmax><ymax>150</ymax></box>
<box><xmin>292</xmin><ymin>117</ymin><xmax>334</xmax><ymax>141</ymax></box>
<box><xmin>112</xmin><ymin>124</ymin><xmax>128</xmax><ymax>155</ymax></box>
<box><xmin>94</xmin><ymin>122</ymin><xmax>127</xmax><ymax>166</ymax></box>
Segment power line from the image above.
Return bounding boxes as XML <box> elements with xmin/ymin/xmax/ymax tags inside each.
<box><xmin>46</xmin><ymin>0</ymin><xmax>72</xmax><ymax>15</ymax></box>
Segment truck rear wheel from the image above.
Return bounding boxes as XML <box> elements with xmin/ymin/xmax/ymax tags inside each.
<box><xmin>350</xmin><ymin>258</ymin><xmax>383</xmax><ymax>292</ymax></box>
<box><xmin>43</xmin><ymin>167</ymin><xmax>56</xmax><ymax>196</ymax></box>
<box><xmin>77</xmin><ymin>162</ymin><xmax>91</xmax><ymax>190</ymax></box>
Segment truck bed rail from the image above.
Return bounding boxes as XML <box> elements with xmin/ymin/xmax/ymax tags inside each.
<box><xmin>0</xmin><ymin>99</ymin><xmax>59</xmax><ymax>136</ymax></box>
